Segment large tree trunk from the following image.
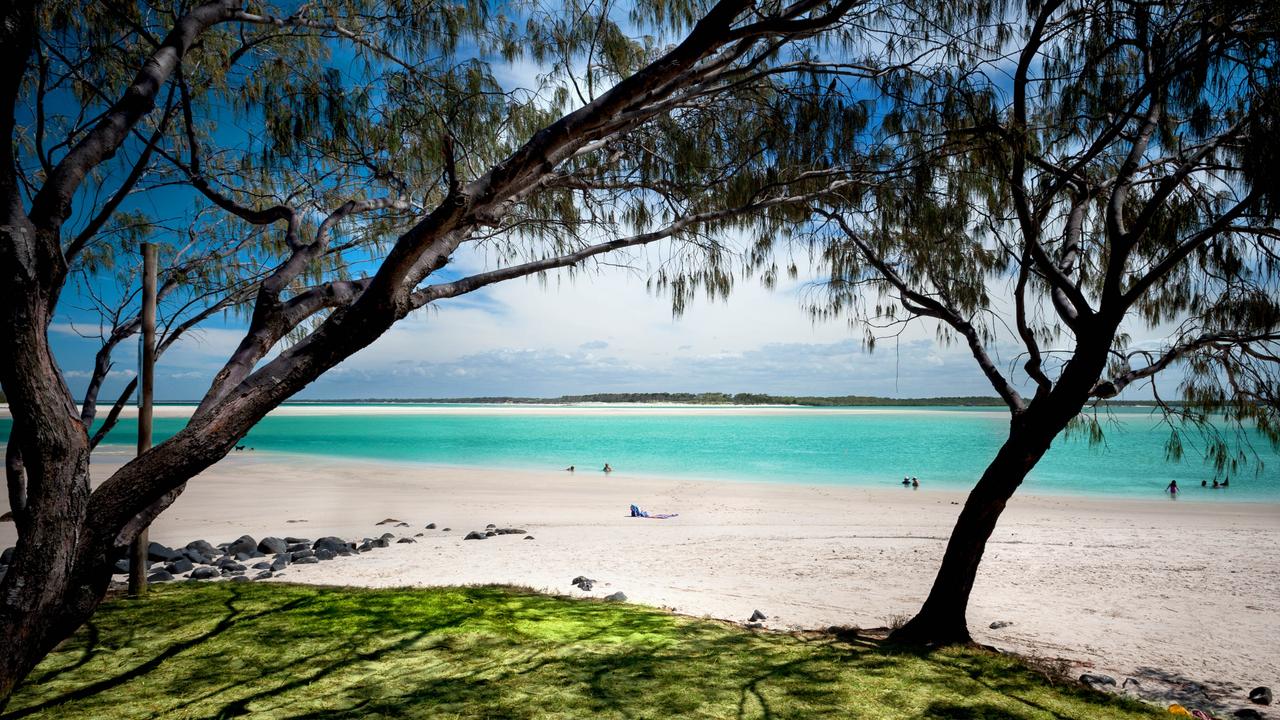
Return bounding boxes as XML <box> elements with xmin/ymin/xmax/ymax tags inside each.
<box><xmin>0</xmin><ymin>467</ymin><xmax>111</xmax><ymax>709</ymax></box>
<box><xmin>890</xmin><ymin>324</ymin><xmax>1115</xmax><ymax>646</ymax></box>
<box><xmin>888</xmin><ymin>417</ymin><xmax>1055</xmax><ymax>644</ymax></box>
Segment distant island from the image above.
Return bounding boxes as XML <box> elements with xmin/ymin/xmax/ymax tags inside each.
<box><xmin>281</xmin><ymin>392</ymin><xmax>1159</xmax><ymax>407</ymax></box>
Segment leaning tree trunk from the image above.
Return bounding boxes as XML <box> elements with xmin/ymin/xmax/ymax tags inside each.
<box><xmin>0</xmin><ymin>238</ymin><xmax>117</xmax><ymax>709</ymax></box>
<box><xmin>889</xmin><ymin>407</ymin><xmax>1077</xmax><ymax>645</ymax></box>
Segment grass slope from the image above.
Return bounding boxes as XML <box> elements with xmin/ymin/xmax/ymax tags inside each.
<box><xmin>5</xmin><ymin>584</ymin><xmax>1160</xmax><ymax>719</ymax></box>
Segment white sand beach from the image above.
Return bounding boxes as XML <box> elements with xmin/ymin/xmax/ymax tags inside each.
<box><xmin>4</xmin><ymin>447</ymin><xmax>1275</xmax><ymax>703</ymax></box>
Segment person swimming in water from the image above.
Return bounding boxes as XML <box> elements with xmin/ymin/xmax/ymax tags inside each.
<box><xmin>901</xmin><ymin>476</ymin><xmax>910</xmax><ymax>486</ymax></box>
<box><xmin>565</xmin><ymin>465</ymin><xmax>575</xmax><ymax>472</ymax></box>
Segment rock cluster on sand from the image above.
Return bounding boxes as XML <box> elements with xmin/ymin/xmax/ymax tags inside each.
<box><xmin>1081</xmin><ymin>673</ymin><xmax>1272</xmax><ymax>718</ymax></box>
<box><xmin>463</xmin><ymin>524</ymin><xmax>527</xmax><ymax>540</ymax></box>
<box><xmin>93</xmin><ymin>517</ymin><xmax>537</xmax><ymax>585</ymax></box>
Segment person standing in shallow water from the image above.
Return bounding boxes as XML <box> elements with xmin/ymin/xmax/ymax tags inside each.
<box><xmin>603</xmin><ymin>463</ymin><xmax>613</xmax><ymax>473</ymax></box>
<box><xmin>1166</xmin><ymin>480</ymin><xmax>1179</xmax><ymax>497</ymax></box>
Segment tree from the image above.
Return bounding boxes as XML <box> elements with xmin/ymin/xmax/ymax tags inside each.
<box><xmin>0</xmin><ymin>0</ymin><xmax>874</xmax><ymax>703</ymax></box>
<box><xmin>807</xmin><ymin>0</ymin><xmax>1279</xmax><ymax>644</ymax></box>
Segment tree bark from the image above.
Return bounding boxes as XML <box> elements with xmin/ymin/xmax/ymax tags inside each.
<box><xmin>888</xmin><ymin>417</ymin><xmax>1055</xmax><ymax>644</ymax></box>
<box><xmin>890</xmin><ymin>325</ymin><xmax>1116</xmax><ymax>646</ymax></box>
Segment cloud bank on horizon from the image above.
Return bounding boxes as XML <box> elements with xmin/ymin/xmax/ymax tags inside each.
<box><xmin>48</xmin><ymin>243</ymin><xmax>1182</xmax><ymax>403</ymax></box>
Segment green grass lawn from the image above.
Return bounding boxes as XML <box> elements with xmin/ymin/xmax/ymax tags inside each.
<box><xmin>4</xmin><ymin>583</ymin><xmax>1161</xmax><ymax>720</ymax></box>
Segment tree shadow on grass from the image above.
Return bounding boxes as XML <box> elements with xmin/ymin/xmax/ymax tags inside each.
<box><xmin>6</xmin><ymin>585</ymin><xmax>1164</xmax><ymax>720</ymax></box>
<box><xmin>2</xmin><ymin>586</ymin><xmax>313</xmax><ymax>720</ymax></box>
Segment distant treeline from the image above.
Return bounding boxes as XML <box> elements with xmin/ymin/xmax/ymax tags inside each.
<box><xmin>290</xmin><ymin>392</ymin><xmax>1158</xmax><ymax>407</ymax></box>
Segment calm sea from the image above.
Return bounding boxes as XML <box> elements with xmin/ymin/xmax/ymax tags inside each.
<box><xmin>7</xmin><ymin>405</ymin><xmax>1280</xmax><ymax>502</ymax></box>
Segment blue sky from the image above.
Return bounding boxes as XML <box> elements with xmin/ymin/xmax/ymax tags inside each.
<box><xmin>39</xmin><ymin>6</ymin><xmax>1188</xmax><ymax>404</ymax></box>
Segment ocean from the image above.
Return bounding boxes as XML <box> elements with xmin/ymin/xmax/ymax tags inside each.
<box><xmin>18</xmin><ymin>404</ymin><xmax>1277</xmax><ymax>502</ymax></box>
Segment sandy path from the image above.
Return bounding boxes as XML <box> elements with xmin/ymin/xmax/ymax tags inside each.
<box><xmin>2</xmin><ymin>450</ymin><xmax>1276</xmax><ymax>705</ymax></box>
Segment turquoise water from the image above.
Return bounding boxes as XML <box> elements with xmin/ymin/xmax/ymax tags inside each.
<box><xmin>6</xmin><ymin>406</ymin><xmax>1279</xmax><ymax>501</ymax></box>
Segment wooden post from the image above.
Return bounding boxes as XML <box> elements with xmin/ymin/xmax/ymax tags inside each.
<box><xmin>128</xmin><ymin>243</ymin><xmax>157</xmax><ymax>597</ymax></box>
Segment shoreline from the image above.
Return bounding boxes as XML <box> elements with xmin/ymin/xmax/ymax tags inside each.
<box><xmin>5</xmin><ymin>402</ymin><xmax>1027</xmax><ymax>418</ymax></box>
<box><xmin>4</xmin><ymin>450</ymin><xmax>1275</xmax><ymax>701</ymax></box>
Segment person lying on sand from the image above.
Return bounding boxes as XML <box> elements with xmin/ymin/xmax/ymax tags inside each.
<box><xmin>629</xmin><ymin>503</ymin><xmax>678</xmax><ymax>519</ymax></box>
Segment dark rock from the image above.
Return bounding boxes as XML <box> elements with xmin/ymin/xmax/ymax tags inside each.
<box><xmin>485</xmin><ymin>524</ymin><xmax>496</xmax><ymax>529</ymax></box>
<box><xmin>252</xmin><ymin>561</ymin><xmax>271</xmax><ymax>570</ymax></box>
<box><xmin>315</xmin><ymin>548</ymin><xmax>337</xmax><ymax>561</ymax></box>
<box><xmin>989</xmin><ymin>620</ymin><xmax>1013</xmax><ymax>629</ymax></box>
<box><xmin>425</xmin><ymin>523</ymin><xmax>437</xmax><ymax>529</ymax></box>
<box><xmin>284</xmin><ymin>536</ymin><xmax>309</xmax><ymax>544</ymax></box>
<box><xmin>749</xmin><ymin>610</ymin><xmax>767</xmax><ymax>622</ymax></box>
<box><xmin>571</xmin><ymin>576</ymin><xmax>595</xmax><ymax>591</ymax></box>
<box><xmin>221</xmin><ymin>567</ymin><xmax>245</xmax><ymax>576</ymax></box>
<box><xmin>357</xmin><ymin>541</ymin><xmax>373</xmax><ymax>552</ymax></box>
<box><xmin>1121</xmin><ymin>678</ymin><xmax>1141</xmax><ymax>692</ymax></box>
<box><xmin>485</xmin><ymin>531</ymin><xmax>496</xmax><ymax>537</ymax></box>
<box><xmin>186</xmin><ymin>539</ymin><xmax>217</xmax><ymax>555</ymax></box>
<box><xmin>286</xmin><ymin>543</ymin><xmax>310</xmax><ymax>553</ymax></box>
<box><xmin>1250</xmin><ymin>687</ymin><xmax>1273</xmax><ymax>705</ymax></box>
<box><xmin>221</xmin><ymin>562</ymin><xmax>246</xmax><ymax>573</ymax></box>
<box><xmin>441</xmin><ymin>528</ymin><xmax>451</xmax><ymax>532</ymax></box>
<box><xmin>376</xmin><ymin>518</ymin><xmax>402</xmax><ymax>525</ymax></box>
<box><xmin>290</xmin><ymin>549</ymin><xmax>315</xmax><ymax>561</ymax></box>
<box><xmin>113</xmin><ymin>558</ymin><xmax>130</xmax><ymax>574</ymax></box>
<box><xmin>395</xmin><ymin>522</ymin><xmax>410</xmax><ymax>527</ymax></box>
<box><xmin>147</xmin><ymin>570</ymin><xmax>174</xmax><ymax>582</ymax></box>
<box><xmin>1080</xmin><ymin>674</ymin><xmax>1116</xmax><ymax>689</ymax></box>
<box><xmin>397</xmin><ymin>537</ymin><xmax>416</xmax><ymax>544</ymax></box>
<box><xmin>253</xmin><ymin>571</ymin><xmax>273</xmax><ymax>581</ymax></box>
<box><xmin>147</xmin><ymin>542</ymin><xmax>181</xmax><ymax>562</ymax></box>
<box><xmin>493</xmin><ymin>528</ymin><xmax>527</xmax><ymax>535</ymax></box>
<box><xmin>464</xmin><ymin>531</ymin><xmax>487</xmax><ymax>540</ymax></box>
<box><xmin>190</xmin><ymin>567</ymin><xmax>219</xmax><ymax>580</ymax></box>
<box><xmin>1235</xmin><ymin>710</ymin><xmax>1263</xmax><ymax>720</ymax></box>
<box><xmin>0</xmin><ymin>511</ymin><xmax>12</xmax><ymax>522</ymax></box>
<box><xmin>230</xmin><ymin>575</ymin><xmax>250</xmax><ymax>583</ymax></box>
<box><xmin>313</xmin><ymin>536</ymin><xmax>354</xmax><ymax>555</ymax></box>
<box><xmin>166</xmin><ymin>558</ymin><xmax>194</xmax><ymax>574</ymax></box>
<box><xmin>604</xmin><ymin>592</ymin><xmax>627</xmax><ymax>602</ymax></box>
<box><xmin>294</xmin><ymin>556</ymin><xmax>319</xmax><ymax>565</ymax></box>
<box><xmin>270</xmin><ymin>555</ymin><xmax>290</xmax><ymax>572</ymax></box>
<box><xmin>182</xmin><ymin>548</ymin><xmax>211</xmax><ymax>564</ymax></box>
<box><xmin>379</xmin><ymin>533</ymin><xmax>394</xmax><ymax>540</ymax></box>
<box><xmin>234</xmin><ymin>552</ymin><xmax>252</xmax><ymax>561</ymax></box>
<box><xmin>414</xmin><ymin>533</ymin><xmax>424</xmax><ymax>537</ymax></box>
<box><xmin>249</xmin><ymin>550</ymin><xmax>265</xmax><ymax>559</ymax></box>
<box><xmin>524</xmin><ymin>536</ymin><xmax>535</xmax><ymax>540</ymax></box>
<box><xmin>226</xmin><ymin>535</ymin><xmax>257</xmax><ymax>556</ymax></box>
